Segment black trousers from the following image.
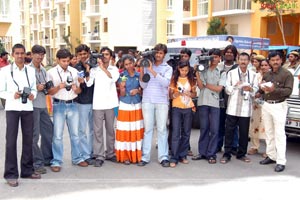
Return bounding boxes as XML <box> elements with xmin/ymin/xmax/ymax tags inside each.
<box><xmin>4</xmin><ymin>111</ymin><xmax>34</xmax><ymax>179</ymax></box>
<box><xmin>223</xmin><ymin>114</ymin><xmax>250</xmax><ymax>159</ymax></box>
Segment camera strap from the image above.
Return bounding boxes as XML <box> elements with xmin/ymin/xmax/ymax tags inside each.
<box><xmin>35</xmin><ymin>67</ymin><xmax>47</xmax><ymax>84</ymax></box>
<box><xmin>57</xmin><ymin>68</ymin><xmax>72</xmax><ymax>83</ymax></box>
<box><xmin>238</xmin><ymin>68</ymin><xmax>250</xmax><ymax>84</ymax></box>
<box><xmin>10</xmin><ymin>63</ymin><xmax>31</xmax><ymax>91</ymax></box>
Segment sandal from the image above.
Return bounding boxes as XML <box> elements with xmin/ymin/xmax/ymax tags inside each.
<box><xmin>237</xmin><ymin>156</ymin><xmax>251</xmax><ymax>163</ymax></box>
<box><xmin>208</xmin><ymin>157</ymin><xmax>217</xmax><ymax>164</ymax></box>
<box><xmin>220</xmin><ymin>156</ymin><xmax>230</xmax><ymax>164</ymax></box>
<box><xmin>179</xmin><ymin>158</ymin><xmax>189</xmax><ymax>164</ymax></box>
<box><xmin>170</xmin><ymin>162</ymin><xmax>176</xmax><ymax>168</ymax></box>
<box><xmin>192</xmin><ymin>154</ymin><xmax>206</xmax><ymax>160</ymax></box>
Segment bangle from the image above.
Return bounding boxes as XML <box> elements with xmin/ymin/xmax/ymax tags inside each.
<box><xmin>172</xmin><ymin>93</ymin><xmax>177</xmax><ymax>99</ymax></box>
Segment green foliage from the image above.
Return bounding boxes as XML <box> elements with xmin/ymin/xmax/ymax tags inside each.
<box><xmin>207</xmin><ymin>17</ymin><xmax>228</xmax><ymax>35</ymax></box>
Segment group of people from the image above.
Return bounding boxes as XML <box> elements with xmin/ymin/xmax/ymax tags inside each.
<box><xmin>0</xmin><ymin>41</ymin><xmax>294</xmax><ymax>188</ymax></box>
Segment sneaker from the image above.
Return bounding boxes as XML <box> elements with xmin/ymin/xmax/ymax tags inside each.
<box><xmin>94</xmin><ymin>159</ymin><xmax>104</xmax><ymax>167</ymax></box>
<box><xmin>105</xmin><ymin>156</ymin><xmax>117</xmax><ymax>163</ymax></box>
<box><xmin>137</xmin><ymin>160</ymin><xmax>148</xmax><ymax>167</ymax></box>
<box><xmin>160</xmin><ymin>159</ymin><xmax>170</xmax><ymax>167</ymax></box>
<box><xmin>85</xmin><ymin>158</ymin><xmax>95</xmax><ymax>165</ymax></box>
<box><xmin>35</xmin><ymin>167</ymin><xmax>47</xmax><ymax>174</ymax></box>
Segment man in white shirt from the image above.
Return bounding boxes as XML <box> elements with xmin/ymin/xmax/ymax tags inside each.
<box><xmin>86</xmin><ymin>47</ymin><xmax>119</xmax><ymax>167</ymax></box>
<box><xmin>0</xmin><ymin>43</ymin><xmax>40</xmax><ymax>187</ymax></box>
<box><xmin>47</xmin><ymin>48</ymin><xmax>88</xmax><ymax>172</ymax></box>
<box><xmin>220</xmin><ymin>52</ymin><xmax>258</xmax><ymax>164</ymax></box>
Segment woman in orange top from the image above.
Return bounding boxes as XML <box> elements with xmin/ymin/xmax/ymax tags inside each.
<box><xmin>169</xmin><ymin>61</ymin><xmax>197</xmax><ymax>167</ymax></box>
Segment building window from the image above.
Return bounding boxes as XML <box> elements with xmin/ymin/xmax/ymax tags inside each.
<box><xmin>82</xmin><ymin>23</ymin><xmax>87</xmax><ymax>34</ymax></box>
<box><xmin>167</xmin><ymin>0</ymin><xmax>173</xmax><ymax>9</ymax></box>
<box><xmin>81</xmin><ymin>0</ymin><xmax>86</xmax><ymax>10</ymax></box>
<box><xmin>267</xmin><ymin>21</ymin><xmax>276</xmax><ymax>35</ymax></box>
<box><xmin>198</xmin><ymin>0</ymin><xmax>208</xmax><ymax>15</ymax></box>
<box><xmin>183</xmin><ymin>0</ymin><xmax>190</xmax><ymax>11</ymax></box>
<box><xmin>0</xmin><ymin>0</ymin><xmax>9</xmax><ymax>17</ymax></box>
<box><xmin>167</xmin><ymin>20</ymin><xmax>175</xmax><ymax>36</ymax></box>
<box><xmin>183</xmin><ymin>24</ymin><xmax>190</xmax><ymax>35</ymax></box>
<box><xmin>103</xmin><ymin>18</ymin><xmax>108</xmax><ymax>32</ymax></box>
<box><xmin>225</xmin><ymin>0</ymin><xmax>251</xmax><ymax>10</ymax></box>
<box><xmin>229</xmin><ymin>24</ymin><xmax>238</xmax><ymax>35</ymax></box>
<box><xmin>104</xmin><ymin>0</ymin><xmax>108</xmax><ymax>4</ymax></box>
<box><xmin>283</xmin><ymin>22</ymin><xmax>293</xmax><ymax>36</ymax></box>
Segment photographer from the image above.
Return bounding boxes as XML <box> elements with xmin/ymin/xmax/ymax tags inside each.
<box><xmin>0</xmin><ymin>43</ymin><xmax>39</xmax><ymax>187</ymax></box>
<box><xmin>47</xmin><ymin>48</ymin><xmax>88</xmax><ymax>172</ymax></box>
<box><xmin>29</xmin><ymin>45</ymin><xmax>54</xmax><ymax>174</ymax></box>
<box><xmin>74</xmin><ymin>44</ymin><xmax>95</xmax><ymax>164</ymax></box>
<box><xmin>138</xmin><ymin>43</ymin><xmax>173</xmax><ymax>167</ymax></box>
<box><xmin>192</xmin><ymin>48</ymin><xmax>226</xmax><ymax>164</ymax></box>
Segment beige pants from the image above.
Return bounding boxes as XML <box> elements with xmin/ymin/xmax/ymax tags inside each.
<box><xmin>261</xmin><ymin>101</ymin><xmax>287</xmax><ymax>165</ymax></box>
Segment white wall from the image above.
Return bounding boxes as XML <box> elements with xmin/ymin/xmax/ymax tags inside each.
<box><xmin>224</xmin><ymin>14</ymin><xmax>252</xmax><ymax>36</ymax></box>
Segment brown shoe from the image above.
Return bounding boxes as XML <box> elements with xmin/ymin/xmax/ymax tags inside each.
<box><xmin>22</xmin><ymin>172</ymin><xmax>41</xmax><ymax>179</ymax></box>
<box><xmin>6</xmin><ymin>179</ymin><xmax>19</xmax><ymax>187</ymax></box>
<box><xmin>77</xmin><ymin>161</ymin><xmax>88</xmax><ymax>167</ymax></box>
<box><xmin>51</xmin><ymin>166</ymin><xmax>61</xmax><ymax>172</ymax></box>
<box><xmin>247</xmin><ymin>148</ymin><xmax>258</xmax><ymax>155</ymax></box>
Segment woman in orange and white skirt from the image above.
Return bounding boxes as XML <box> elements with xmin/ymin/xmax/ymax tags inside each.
<box><xmin>115</xmin><ymin>55</ymin><xmax>144</xmax><ymax>165</ymax></box>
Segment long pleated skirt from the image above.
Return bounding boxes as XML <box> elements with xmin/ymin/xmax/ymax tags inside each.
<box><xmin>115</xmin><ymin>101</ymin><xmax>144</xmax><ymax>163</ymax></box>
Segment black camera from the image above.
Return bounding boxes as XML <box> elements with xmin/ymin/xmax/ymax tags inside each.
<box><xmin>65</xmin><ymin>76</ymin><xmax>73</xmax><ymax>91</ymax></box>
<box><xmin>86</xmin><ymin>52</ymin><xmax>103</xmax><ymax>68</ymax></box>
<box><xmin>140</xmin><ymin>50</ymin><xmax>156</xmax><ymax>83</ymax></box>
<box><xmin>167</xmin><ymin>54</ymin><xmax>181</xmax><ymax>71</ymax></box>
<box><xmin>43</xmin><ymin>80</ymin><xmax>54</xmax><ymax>95</ymax></box>
<box><xmin>140</xmin><ymin>50</ymin><xmax>156</xmax><ymax>68</ymax></box>
<box><xmin>195</xmin><ymin>49</ymin><xmax>213</xmax><ymax>72</ymax></box>
<box><xmin>21</xmin><ymin>87</ymin><xmax>31</xmax><ymax>104</ymax></box>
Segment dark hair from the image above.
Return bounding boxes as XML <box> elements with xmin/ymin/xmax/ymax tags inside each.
<box><xmin>0</xmin><ymin>51</ymin><xmax>8</xmax><ymax>57</ymax></box>
<box><xmin>12</xmin><ymin>43</ymin><xmax>26</xmax><ymax>54</ymax></box>
<box><xmin>268</xmin><ymin>51</ymin><xmax>283</xmax><ymax>60</ymax></box>
<box><xmin>100</xmin><ymin>47</ymin><xmax>113</xmax><ymax>56</ymax></box>
<box><xmin>260</xmin><ymin>59</ymin><xmax>269</xmax><ymax>65</ymax></box>
<box><xmin>154</xmin><ymin>43</ymin><xmax>168</xmax><ymax>54</ymax></box>
<box><xmin>56</xmin><ymin>48</ymin><xmax>72</xmax><ymax>59</ymax></box>
<box><xmin>226</xmin><ymin>36</ymin><xmax>234</xmax><ymax>42</ymax></box>
<box><xmin>31</xmin><ymin>45</ymin><xmax>46</xmax><ymax>54</ymax></box>
<box><xmin>26</xmin><ymin>51</ymin><xmax>32</xmax><ymax>56</ymax></box>
<box><xmin>223</xmin><ymin>45</ymin><xmax>238</xmax><ymax>59</ymax></box>
<box><xmin>75</xmin><ymin>44</ymin><xmax>90</xmax><ymax>54</ymax></box>
<box><xmin>209</xmin><ymin>48</ymin><xmax>221</xmax><ymax>56</ymax></box>
<box><xmin>171</xmin><ymin>60</ymin><xmax>195</xmax><ymax>89</ymax></box>
<box><xmin>250</xmin><ymin>52</ymin><xmax>257</xmax><ymax>57</ymax></box>
<box><xmin>239</xmin><ymin>52</ymin><xmax>250</xmax><ymax>60</ymax></box>
<box><xmin>180</xmin><ymin>48</ymin><xmax>192</xmax><ymax>57</ymax></box>
<box><xmin>122</xmin><ymin>54</ymin><xmax>135</xmax><ymax>64</ymax></box>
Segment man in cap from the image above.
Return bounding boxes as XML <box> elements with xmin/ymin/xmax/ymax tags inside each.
<box><xmin>285</xmin><ymin>51</ymin><xmax>299</xmax><ymax>72</ymax></box>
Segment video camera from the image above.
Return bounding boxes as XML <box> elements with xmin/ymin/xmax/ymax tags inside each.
<box><xmin>167</xmin><ymin>54</ymin><xmax>181</xmax><ymax>71</ymax></box>
<box><xmin>42</xmin><ymin>80</ymin><xmax>54</xmax><ymax>95</ymax></box>
<box><xmin>86</xmin><ymin>52</ymin><xmax>103</xmax><ymax>68</ymax></box>
<box><xmin>20</xmin><ymin>87</ymin><xmax>31</xmax><ymax>104</ymax></box>
<box><xmin>65</xmin><ymin>76</ymin><xmax>73</xmax><ymax>91</ymax></box>
<box><xmin>140</xmin><ymin>49</ymin><xmax>156</xmax><ymax>83</ymax></box>
<box><xmin>195</xmin><ymin>49</ymin><xmax>213</xmax><ymax>72</ymax></box>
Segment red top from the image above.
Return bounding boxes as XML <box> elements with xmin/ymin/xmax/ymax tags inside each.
<box><xmin>0</xmin><ymin>58</ymin><xmax>9</xmax><ymax>68</ymax></box>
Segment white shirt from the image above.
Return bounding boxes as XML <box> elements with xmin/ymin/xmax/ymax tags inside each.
<box><xmin>47</xmin><ymin>65</ymin><xmax>79</xmax><ymax>101</ymax></box>
<box><xmin>0</xmin><ymin>63</ymin><xmax>37</xmax><ymax>111</ymax></box>
<box><xmin>225</xmin><ymin>67</ymin><xmax>258</xmax><ymax>117</ymax></box>
<box><xmin>86</xmin><ymin>65</ymin><xmax>119</xmax><ymax>109</ymax></box>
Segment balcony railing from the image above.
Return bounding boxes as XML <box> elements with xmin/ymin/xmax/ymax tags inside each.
<box><xmin>55</xmin><ymin>0</ymin><xmax>66</xmax><ymax>4</ymax></box>
<box><xmin>55</xmin><ymin>37</ymin><xmax>66</xmax><ymax>44</ymax></box>
<box><xmin>30</xmin><ymin>6</ymin><xmax>38</xmax><ymax>14</ymax></box>
<box><xmin>42</xmin><ymin>20</ymin><xmax>51</xmax><ymax>27</ymax></box>
<box><xmin>224</xmin><ymin>0</ymin><xmax>251</xmax><ymax>10</ymax></box>
<box><xmin>85</xmin><ymin>5</ymin><xmax>101</xmax><ymax>17</ymax></box>
<box><xmin>41</xmin><ymin>0</ymin><xmax>50</xmax><ymax>9</ymax></box>
<box><xmin>31</xmin><ymin>23</ymin><xmax>38</xmax><ymax>30</ymax></box>
<box><xmin>43</xmin><ymin>38</ymin><xmax>50</xmax><ymax>46</ymax></box>
<box><xmin>56</xmin><ymin>15</ymin><xmax>66</xmax><ymax>24</ymax></box>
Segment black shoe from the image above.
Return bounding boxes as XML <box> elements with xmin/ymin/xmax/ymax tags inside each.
<box><xmin>106</xmin><ymin>156</ymin><xmax>117</xmax><ymax>163</ymax></box>
<box><xmin>259</xmin><ymin>157</ymin><xmax>276</xmax><ymax>165</ymax></box>
<box><xmin>231</xmin><ymin>148</ymin><xmax>238</xmax><ymax>156</ymax></box>
<box><xmin>274</xmin><ymin>164</ymin><xmax>285</xmax><ymax>172</ymax></box>
<box><xmin>94</xmin><ymin>159</ymin><xmax>104</xmax><ymax>167</ymax></box>
<box><xmin>85</xmin><ymin>158</ymin><xmax>95</xmax><ymax>165</ymax></box>
<box><xmin>160</xmin><ymin>159</ymin><xmax>170</xmax><ymax>167</ymax></box>
<box><xmin>137</xmin><ymin>160</ymin><xmax>148</xmax><ymax>167</ymax></box>
<box><xmin>192</xmin><ymin>154</ymin><xmax>206</xmax><ymax>160</ymax></box>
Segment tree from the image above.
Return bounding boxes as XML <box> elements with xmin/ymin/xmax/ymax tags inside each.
<box><xmin>253</xmin><ymin>0</ymin><xmax>298</xmax><ymax>45</ymax></box>
<box><xmin>207</xmin><ymin>17</ymin><xmax>228</xmax><ymax>35</ymax></box>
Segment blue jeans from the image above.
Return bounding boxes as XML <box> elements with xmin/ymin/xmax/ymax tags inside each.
<box><xmin>78</xmin><ymin>103</ymin><xmax>93</xmax><ymax>159</ymax></box>
<box><xmin>198</xmin><ymin>106</ymin><xmax>220</xmax><ymax>158</ymax></box>
<box><xmin>51</xmin><ymin>102</ymin><xmax>85</xmax><ymax>166</ymax></box>
<box><xmin>141</xmin><ymin>103</ymin><xmax>169</xmax><ymax>163</ymax></box>
<box><xmin>170</xmin><ymin>107</ymin><xmax>192</xmax><ymax>163</ymax></box>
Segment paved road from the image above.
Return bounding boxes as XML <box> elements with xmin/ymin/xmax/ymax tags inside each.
<box><xmin>0</xmin><ymin>105</ymin><xmax>299</xmax><ymax>199</ymax></box>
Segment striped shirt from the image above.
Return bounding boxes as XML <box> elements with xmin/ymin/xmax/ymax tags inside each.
<box><xmin>140</xmin><ymin>62</ymin><xmax>173</xmax><ymax>104</ymax></box>
<box><xmin>225</xmin><ymin>67</ymin><xmax>258</xmax><ymax>117</ymax></box>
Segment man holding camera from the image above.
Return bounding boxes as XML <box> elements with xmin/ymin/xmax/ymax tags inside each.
<box><xmin>138</xmin><ymin>43</ymin><xmax>173</xmax><ymax>167</ymax></box>
<box><xmin>47</xmin><ymin>48</ymin><xmax>88</xmax><ymax>172</ymax></box>
<box><xmin>74</xmin><ymin>44</ymin><xmax>95</xmax><ymax>164</ymax></box>
<box><xmin>0</xmin><ymin>43</ymin><xmax>39</xmax><ymax>187</ymax></box>
<box><xmin>29</xmin><ymin>45</ymin><xmax>54</xmax><ymax>174</ymax></box>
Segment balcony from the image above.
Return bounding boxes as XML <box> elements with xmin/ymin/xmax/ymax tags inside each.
<box><xmin>30</xmin><ymin>6</ymin><xmax>38</xmax><ymax>14</ymax></box>
<box><xmin>84</xmin><ymin>32</ymin><xmax>101</xmax><ymax>44</ymax></box>
<box><xmin>85</xmin><ymin>5</ymin><xmax>101</xmax><ymax>17</ymax></box>
<box><xmin>42</xmin><ymin>20</ymin><xmax>51</xmax><ymax>28</ymax></box>
<box><xmin>55</xmin><ymin>0</ymin><xmax>66</xmax><ymax>4</ymax></box>
<box><xmin>213</xmin><ymin>0</ymin><xmax>253</xmax><ymax>17</ymax></box>
<box><xmin>31</xmin><ymin>40</ymin><xmax>39</xmax><ymax>45</ymax></box>
<box><xmin>20</xmin><ymin>19</ymin><xmax>25</xmax><ymax>25</ymax></box>
<box><xmin>41</xmin><ymin>0</ymin><xmax>50</xmax><ymax>10</ymax></box>
<box><xmin>55</xmin><ymin>37</ymin><xmax>66</xmax><ymax>45</ymax></box>
<box><xmin>56</xmin><ymin>15</ymin><xmax>66</xmax><ymax>24</ymax></box>
<box><xmin>43</xmin><ymin>38</ymin><xmax>50</xmax><ymax>46</ymax></box>
<box><xmin>31</xmin><ymin>23</ymin><xmax>38</xmax><ymax>30</ymax></box>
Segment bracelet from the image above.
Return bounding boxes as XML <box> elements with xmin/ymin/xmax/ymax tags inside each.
<box><xmin>172</xmin><ymin>93</ymin><xmax>177</xmax><ymax>99</ymax></box>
